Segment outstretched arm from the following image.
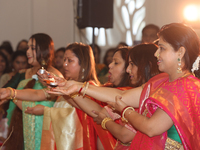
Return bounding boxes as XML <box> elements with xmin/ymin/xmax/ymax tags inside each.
<box><xmin>48</xmin><ymin>79</ymin><xmax>142</xmax><ymax>108</ymax></box>
<box><xmin>0</xmin><ymin>88</ymin><xmax>56</xmax><ymax>102</ymax></box>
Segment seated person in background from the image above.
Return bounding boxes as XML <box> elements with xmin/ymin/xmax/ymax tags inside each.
<box><xmin>141</xmin><ymin>24</ymin><xmax>160</xmax><ymax>44</ymax></box>
<box><xmin>90</xmin><ymin>44</ymin><xmax>109</xmax><ymax>84</ymax></box>
<box><xmin>53</xmin><ymin>47</ymin><xmax>65</xmax><ymax>76</ymax></box>
<box><xmin>117</xmin><ymin>42</ymin><xmax>128</xmax><ymax>48</ymax></box>
<box><xmin>0</xmin><ymin>51</ymin><xmax>29</xmax><ymax>88</ymax></box>
<box><xmin>16</xmin><ymin>39</ymin><xmax>28</xmax><ymax>52</ymax></box>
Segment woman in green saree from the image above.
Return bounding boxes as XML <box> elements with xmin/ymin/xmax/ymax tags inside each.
<box><xmin>3</xmin><ymin>33</ymin><xmax>63</xmax><ymax>150</ymax></box>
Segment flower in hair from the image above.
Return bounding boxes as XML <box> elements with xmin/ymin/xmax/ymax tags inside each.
<box><xmin>32</xmin><ymin>74</ymin><xmax>38</xmax><ymax>81</ymax></box>
<box><xmin>191</xmin><ymin>56</ymin><xmax>200</xmax><ymax>73</ymax></box>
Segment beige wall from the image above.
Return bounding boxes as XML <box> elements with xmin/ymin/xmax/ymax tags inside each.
<box><xmin>0</xmin><ymin>0</ymin><xmax>200</xmax><ymax>52</ymax></box>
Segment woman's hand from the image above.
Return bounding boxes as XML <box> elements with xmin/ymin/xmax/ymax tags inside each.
<box><xmin>0</xmin><ymin>88</ymin><xmax>12</xmax><ymax>104</ymax></box>
<box><xmin>92</xmin><ymin>110</ymin><xmax>108</xmax><ymax>125</ymax></box>
<box><xmin>47</xmin><ymin>80</ymin><xmax>81</xmax><ymax>96</ymax></box>
<box><xmin>107</xmin><ymin>95</ymin><xmax>128</xmax><ymax>113</ymax></box>
<box><xmin>25</xmin><ymin>104</ymin><xmax>45</xmax><ymax>115</ymax></box>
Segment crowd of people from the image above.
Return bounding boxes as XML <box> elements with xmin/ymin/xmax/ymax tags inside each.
<box><xmin>0</xmin><ymin>22</ymin><xmax>199</xmax><ymax>150</ymax></box>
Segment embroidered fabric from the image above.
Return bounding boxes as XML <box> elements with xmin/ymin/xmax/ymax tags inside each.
<box><xmin>165</xmin><ymin>137</ymin><xmax>182</xmax><ymax>150</ymax></box>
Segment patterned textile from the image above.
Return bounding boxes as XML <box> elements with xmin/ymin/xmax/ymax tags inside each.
<box><xmin>18</xmin><ymin>79</ymin><xmax>55</xmax><ymax>150</ymax></box>
<box><xmin>130</xmin><ymin>73</ymin><xmax>200</xmax><ymax>150</ymax></box>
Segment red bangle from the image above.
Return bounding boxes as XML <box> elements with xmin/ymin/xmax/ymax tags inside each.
<box><xmin>79</xmin><ymin>82</ymin><xmax>86</xmax><ymax>94</ymax></box>
<box><xmin>121</xmin><ymin>106</ymin><xmax>130</xmax><ymax>117</ymax></box>
<box><xmin>78</xmin><ymin>87</ymin><xmax>83</xmax><ymax>94</ymax></box>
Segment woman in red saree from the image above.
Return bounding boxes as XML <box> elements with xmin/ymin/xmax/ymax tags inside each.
<box><xmin>49</xmin><ymin>23</ymin><xmax>200</xmax><ymax>149</ymax></box>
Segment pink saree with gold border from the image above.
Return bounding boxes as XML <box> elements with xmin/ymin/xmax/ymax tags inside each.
<box><xmin>129</xmin><ymin>73</ymin><xmax>200</xmax><ymax>150</ymax></box>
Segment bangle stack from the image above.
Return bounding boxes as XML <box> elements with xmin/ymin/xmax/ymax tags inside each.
<box><xmin>101</xmin><ymin>117</ymin><xmax>113</xmax><ymax>130</ymax></box>
<box><xmin>6</xmin><ymin>87</ymin><xmax>17</xmax><ymax>104</ymax></box>
<box><xmin>78</xmin><ymin>82</ymin><xmax>86</xmax><ymax>94</ymax></box>
<box><xmin>121</xmin><ymin>106</ymin><xmax>135</xmax><ymax>123</ymax></box>
<box><xmin>70</xmin><ymin>81</ymin><xmax>89</xmax><ymax>99</ymax></box>
<box><xmin>82</xmin><ymin>82</ymin><xmax>89</xmax><ymax>97</ymax></box>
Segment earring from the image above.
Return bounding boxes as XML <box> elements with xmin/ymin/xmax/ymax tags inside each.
<box><xmin>82</xmin><ymin>68</ymin><xmax>85</xmax><ymax>79</ymax></box>
<box><xmin>177</xmin><ymin>58</ymin><xmax>182</xmax><ymax>73</ymax></box>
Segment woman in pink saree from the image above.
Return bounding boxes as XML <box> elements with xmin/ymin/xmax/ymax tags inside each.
<box><xmin>48</xmin><ymin>23</ymin><xmax>200</xmax><ymax>149</ymax></box>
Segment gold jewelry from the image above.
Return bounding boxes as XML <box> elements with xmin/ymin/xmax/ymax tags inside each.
<box><xmin>82</xmin><ymin>82</ymin><xmax>89</xmax><ymax>97</ymax></box>
<box><xmin>42</xmin><ymin>88</ymin><xmax>51</xmax><ymax>99</ymax></box>
<box><xmin>13</xmin><ymin>99</ymin><xmax>18</xmax><ymax>104</ymax></box>
<box><xmin>70</xmin><ymin>92</ymin><xmax>79</xmax><ymax>98</ymax></box>
<box><xmin>13</xmin><ymin>89</ymin><xmax>17</xmax><ymax>100</ymax></box>
<box><xmin>177</xmin><ymin>58</ymin><xmax>182</xmax><ymax>73</ymax></box>
<box><xmin>7</xmin><ymin>87</ymin><xmax>14</xmax><ymax>100</ymax></box>
<box><xmin>122</xmin><ymin>107</ymin><xmax>135</xmax><ymax>122</ymax></box>
<box><xmin>101</xmin><ymin>117</ymin><xmax>113</xmax><ymax>130</ymax></box>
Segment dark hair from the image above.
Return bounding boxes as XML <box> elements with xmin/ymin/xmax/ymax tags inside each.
<box><xmin>30</xmin><ymin>33</ymin><xmax>54</xmax><ymax>69</ymax></box>
<box><xmin>113</xmin><ymin>46</ymin><xmax>131</xmax><ymax>87</ymax></box>
<box><xmin>55</xmin><ymin>47</ymin><xmax>65</xmax><ymax>54</ymax></box>
<box><xmin>103</xmin><ymin>48</ymin><xmax>116</xmax><ymax>67</ymax></box>
<box><xmin>24</xmin><ymin>33</ymin><xmax>54</xmax><ymax>89</ymax></box>
<box><xmin>129</xmin><ymin>43</ymin><xmax>160</xmax><ymax>87</ymax></box>
<box><xmin>1</xmin><ymin>41</ymin><xmax>14</xmax><ymax>54</ymax></box>
<box><xmin>0</xmin><ymin>51</ymin><xmax>9</xmax><ymax>74</ymax></box>
<box><xmin>117</xmin><ymin>42</ymin><xmax>128</xmax><ymax>48</ymax></box>
<box><xmin>158</xmin><ymin>23</ymin><xmax>200</xmax><ymax>77</ymax></box>
<box><xmin>16</xmin><ymin>39</ymin><xmax>28</xmax><ymax>51</ymax></box>
<box><xmin>142</xmin><ymin>24</ymin><xmax>160</xmax><ymax>35</ymax></box>
<box><xmin>90</xmin><ymin>44</ymin><xmax>101</xmax><ymax>64</ymax></box>
<box><xmin>66</xmin><ymin>42</ymin><xmax>100</xmax><ymax>85</ymax></box>
<box><xmin>12</xmin><ymin>50</ymin><xmax>27</xmax><ymax>62</ymax></box>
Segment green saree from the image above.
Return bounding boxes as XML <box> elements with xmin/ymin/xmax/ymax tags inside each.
<box><xmin>7</xmin><ymin>77</ymin><xmax>55</xmax><ymax>150</ymax></box>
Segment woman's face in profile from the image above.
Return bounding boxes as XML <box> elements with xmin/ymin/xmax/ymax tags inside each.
<box><xmin>63</xmin><ymin>49</ymin><xmax>80</xmax><ymax>81</ymax></box>
<box><xmin>126</xmin><ymin>57</ymin><xmax>138</xmax><ymax>85</ymax></box>
<box><xmin>27</xmin><ymin>39</ymin><xmax>40</xmax><ymax>66</ymax></box>
<box><xmin>108</xmin><ymin>51</ymin><xmax>125</xmax><ymax>86</ymax></box>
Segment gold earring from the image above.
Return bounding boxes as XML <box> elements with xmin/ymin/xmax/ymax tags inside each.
<box><xmin>82</xmin><ymin>68</ymin><xmax>85</xmax><ymax>79</ymax></box>
<box><xmin>177</xmin><ymin>58</ymin><xmax>182</xmax><ymax>73</ymax></box>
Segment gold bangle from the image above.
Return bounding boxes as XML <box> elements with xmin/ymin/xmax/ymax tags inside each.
<box><xmin>13</xmin><ymin>89</ymin><xmax>17</xmax><ymax>100</ymax></box>
<box><xmin>13</xmin><ymin>99</ymin><xmax>18</xmax><ymax>104</ymax></box>
<box><xmin>101</xmin><ymin>117</ymin><xmax>113</xmax><ymax>130</ymax></box>
<box><xmin>82</xmin><ymin>82</ymin><xmax>89</xmax><ymax>97</ymax></box>
<box><xmin>122</xmin><ymin>107</ymin><xmax>135</xmax><ymax>122</ymax></box>
<box><xmin>70</xmin><ymin>92</ymin><xmax>79</xmax><ymax>98</ymax></box>
<box><xmin>7</xmin><ymin>87</ymin><xmax>14</xmax><ymax>100</ymax></box>
<box><xmin>42</xmin><ymin>88</ymin><xmax>51</xmax><ymax>99</ymax></box>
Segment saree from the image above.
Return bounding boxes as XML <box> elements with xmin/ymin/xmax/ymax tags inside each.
<box><xmin>76</xmin><ymin>85</ymin><xmax>132</xmax><ymax>150</ymax></box>
<box><xmin>40</xmin><ymin>96</ymin><xmax>83</xmax><ymax>150</ymax></box>
<box><xmin>7</xmin><ymin>78</ymin><xmax>55</xmax><ymax>150</ymax></box>
<box><xmin>129</xmin><ymin>73</ymin><xmax>200</xmax><ymax>150</ymax></box>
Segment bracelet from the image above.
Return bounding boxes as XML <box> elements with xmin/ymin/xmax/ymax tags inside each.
<box><xmin>13</xmin><ymin>99</ymin><xmax>18</xmax><ymax>104</ymax></box>
<box><xmin>70</xmin><ymin>92</ymin><xmax>79</xmax><ymax>98</ymax></box>
<box><xmin>82</xmin><ymin>82</ymin><xmax>89</xmax><ymax>97</ymax></box>
<box><xmin>121</xmin><ymin>106</ymin><xmax>135</xmax><ymax>122</ymax></box>
<box><xmin>7</xmin><ymin>87</ymin><xmax>14</xmax><ymax>100</ymax></box>
<box><xmin>79</xmin><ymin>82</ymin><xmax>86</xmax><ymax>94</ymax></box>
<box><xmin>101</xmin><ymin>117</ymin><xmax>113</xmax><ymax>130</ymax></box>
<box><xmin>13</xmin><ymin>88</ymin><xmax>17</xmax><ymax>100</ymax></box>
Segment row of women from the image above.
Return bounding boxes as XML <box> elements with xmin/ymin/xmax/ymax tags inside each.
<box><xmin>0</xmin><ymin>23</ymin><xmax>199</xmax><ymax>150</ymax></box>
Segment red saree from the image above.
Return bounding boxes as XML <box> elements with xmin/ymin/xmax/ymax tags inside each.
<box><xmin>76</xmin><ymin>83</ymin><xmax>132</xmax><ymax>150</ymax></box>
<box><xmin>129</xmin><ymin>73</ymin><xmax>200</xmax><ymax>150</ymax></box>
